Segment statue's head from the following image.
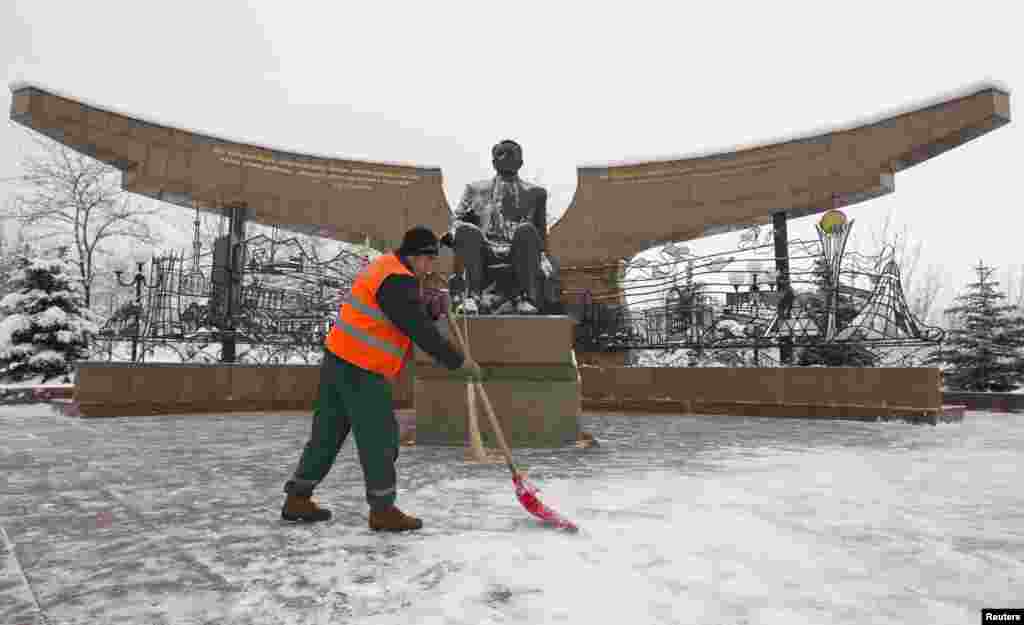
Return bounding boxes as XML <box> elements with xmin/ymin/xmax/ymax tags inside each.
<box><xmin>492</xmin><ymin>139</ymin><xmax>523</xmax><ymax>178</ymax></box>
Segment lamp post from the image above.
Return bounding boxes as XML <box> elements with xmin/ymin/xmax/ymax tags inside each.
<box><xmin>730</xmin><ymin>262</ymin><xmax>780</xmax><ymax>366</ymax></box>
<box><xmin>114</xmin><ymin>261</ymin><xmax>153</xmax><ymax>363</ymax></box>
<box><xmin>747</xmin><ymin>262</ymin><xmax>764</xmax><ymax>367</ymax></box>
<box><xmin>749</xmin><ymin>261</ymin><xmax>781</xmax><ymax>366</ymax></box>
<box><xmin>728</xmin><ymin>269</ymin><xmax>746</xmax><ymax>311</ymax></box>
<box><xmin>727</xmin><ymin>270</ymin><xmax>759</xmax><ymax>364</ymax></box>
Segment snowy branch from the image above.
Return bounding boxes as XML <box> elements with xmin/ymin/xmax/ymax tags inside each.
<box><xmin>4</xmin><ymin>136</ymin><xmax>164</xmax><ymax>307</ymax></box>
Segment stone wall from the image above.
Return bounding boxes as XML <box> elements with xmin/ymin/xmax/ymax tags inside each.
<box><xmin>75</xmin><ymin>361</ymin><xmax>941</xmax><ymax>422</ymax></box>
<box><xmin>74</xmin><ymin>360</ymin><xmax>415</xmax><ymax>417</ymax></box>
<box><xmin>579</xmin><ymin>366</ymin><xmax>943</xmax><ymax>419</ymax></box>
<box><xmin>577</xmin><ymin>352</ymin><xmax>628</xmax><ymax>367</ymax></box>
<box><xmin>942</xmin><ymin>391</ymin><xmax>1024</xmax><ymax>413</ymax></box>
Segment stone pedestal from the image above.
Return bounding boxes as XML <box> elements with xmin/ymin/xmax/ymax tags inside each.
<box><xmin>413</xmin><ymin>315</ymin><xmax>580</xmax><ymax>447</ymax></box>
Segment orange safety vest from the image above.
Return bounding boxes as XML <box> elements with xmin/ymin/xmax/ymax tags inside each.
<box><xmin>324</xmin><ymin>253</ymin><xmax>415</xmax><ymax>380</ymax></box>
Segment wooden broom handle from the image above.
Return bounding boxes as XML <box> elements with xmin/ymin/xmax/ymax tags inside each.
<box><xmin>446</xmin><ymin>305</ymin><xmax>517</xmax><ymax>471</ymax></box>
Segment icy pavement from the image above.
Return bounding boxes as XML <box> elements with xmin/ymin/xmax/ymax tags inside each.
<box><xmin>1</xmin><ymin>405</ymin><xmax>1022</xmax><ymax>624</ymax></box>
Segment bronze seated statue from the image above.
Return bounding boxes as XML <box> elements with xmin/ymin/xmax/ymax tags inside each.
<box><xmin>441</xmin><ymin>139</ymin><xmax>561</xmax><ymax>315</ymax></box>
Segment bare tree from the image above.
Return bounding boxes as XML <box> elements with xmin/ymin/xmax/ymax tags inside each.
<box><xmin>1001</xmin><ymin>263</ymin><xmax>1024</xmax><ymax>312</ymax></box>
<box><xmin>0</xmin><ymin>216</ymin><xmax>18</xmax><ymax>297</ymax></box>
<box><xmin>869</xmin><ymin>211</ymin><xmax>921</xmax><ymax>287</ymax></box>
<box><xmin>2</xmin><ymin>135</ymin><xmax>161</xmax><ymax>308</ymax></box>
<box><xmin>907</xmin><ymin>264</ymin><xmax>947</xmax><ymax>325</ymax></box>
<box><xmin>867</xmin><ymin>209</ymin><xmax>946</xmax><ymax>325</ymax></box>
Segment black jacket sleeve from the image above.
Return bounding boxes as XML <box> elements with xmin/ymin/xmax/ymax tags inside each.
<box><xmin>376</xmin><ymin>274</ymin><xmax>465</xmax><ymax>370</ymax></box>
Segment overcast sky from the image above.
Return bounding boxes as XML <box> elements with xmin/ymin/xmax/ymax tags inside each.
<box><xmin>0</xmin><ymin>1</ymin><xmax>1018</xmax><ymax>317</ymax></box>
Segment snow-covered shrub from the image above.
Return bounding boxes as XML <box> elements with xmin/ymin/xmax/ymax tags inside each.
<box><xmin>0</xmin><ymin>254</ymin><xmax>101</xmax><ymax>383</ymax></box>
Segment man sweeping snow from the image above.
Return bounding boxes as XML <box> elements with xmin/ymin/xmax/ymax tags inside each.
<box><xmin>281</xmin><ymin>226</ymin><xmax>482</xmax><ymax>531</ymax></box>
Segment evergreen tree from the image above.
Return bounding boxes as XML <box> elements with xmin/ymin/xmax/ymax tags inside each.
<box><xmin>929</xmin><ymin>261</ymin><xmax>1024</xmax><ymax>392</ymax></box>
<box><xmin>0</xmin><ymin>239</ymin><xmax>13</xmax><ymax>300</ymax></box>
<box><xmin>0</xmin><ymin>251</ymin><xmax>101</xmax><ymax>383</ymax></box>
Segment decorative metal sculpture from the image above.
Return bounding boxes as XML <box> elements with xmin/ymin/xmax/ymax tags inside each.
<box><xmin>97</xmin><ymin>179</ymin><xmax>944</xmax><ymax>367</ymax></box>
<box><xmin>815</xmin><ymin>209</ymin><xmax>854</xmax><ymax>340</ymax></box>
<box><xmin>574</xmin><ymin>216</ymin><xmax>944</xmax><ymax>361</ymax></box>
<box><xmin>98</xmin><ymin>206</ymin><xmax>371</xmax><ymax>360</ymax></box>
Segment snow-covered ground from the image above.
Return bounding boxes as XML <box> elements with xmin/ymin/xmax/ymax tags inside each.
<box><xmin>1</xmin><ymin>405</ymin><xmax>1021</xmax><ymax>624</ymax></box>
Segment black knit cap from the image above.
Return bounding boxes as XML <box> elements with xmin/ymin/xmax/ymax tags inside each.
<box><xmin>398</xmin><ymin>225</ymin><xmax>440</xmax><ymax>257</ymax></box>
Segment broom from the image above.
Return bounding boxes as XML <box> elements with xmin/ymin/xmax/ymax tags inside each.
<box><xmin>459</xmin><ymin>311</ymin><xmax>507</xmax><ymax>464</ymax></box>
<box><xmin>465</xmin><ymin>370</ymin><xmax>490</xmax><ymax>463</ymax></box>
<box><xmin>446</xmin><ymin>303</ymin><xmax>579</xmax><ymax>532</ymax></box>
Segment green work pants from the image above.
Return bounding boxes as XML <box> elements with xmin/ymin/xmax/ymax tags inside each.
<box><xmin>284</xmin><ymin>349</ymin><xmax>400</xmax><ymax>511</ymax></box>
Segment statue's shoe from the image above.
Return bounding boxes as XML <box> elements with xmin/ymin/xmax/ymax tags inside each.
<box><xmin>496</xmin><ymin>297</ymin><xmax>538</xmax><ymax>315</ymax></box>
<box><xmin>495</xmin><ymin>298</ymin><xmax>517</xmax><ymax>315</ymax></box>
<box><xmin>516</xmin><ymin>298</ymin><xmax>539</xmax><ymax>314</ymax></box>
<box><xmin>480</xmin><ymin>292</ymin><xmax>503</xmax><ymax>312</ymax></box>
<box><xmin>457</xmin><ymin>297</ymin><xmax>480</xmax><ymax>315</ymax></box>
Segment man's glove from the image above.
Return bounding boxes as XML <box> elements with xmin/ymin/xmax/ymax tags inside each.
<box><xmin>460</xmin><ymin>356</ymin><xmax>484</xmax><ymax>380</ymax></box>
<box><xmin>440</xmin><ymin>232</ymin><xmax>455</xmax><ymax>249</ymax></box>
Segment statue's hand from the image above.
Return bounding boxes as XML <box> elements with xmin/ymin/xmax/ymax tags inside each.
<box><xmin>457</xmin><ymin>210</ymin><xmax>481</xmax><ymax>228</ymax></box>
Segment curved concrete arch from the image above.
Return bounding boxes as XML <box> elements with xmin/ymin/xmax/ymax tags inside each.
<box><xmin>8</xmin><ymin>82</ymin><xmax>1011</xmax><ymax>273</ymax></box>
<box><xmin>549</xmin><ymin>84</ymin><xmax>1009</xmax><ymax>268</ymax></box>
<box><xmin>8</xmin><ymin>82</ymin><xmax>452</xmax><ymax>252</ymax></box>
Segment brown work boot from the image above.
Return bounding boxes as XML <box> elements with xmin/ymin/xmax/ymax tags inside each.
<box><xmin>281</xmin><ymin>494</ymin><xmax>332</xmax><ymax>523</ymax></box>
<box><xmin>368</xmin><ymin>505</ymin><xmax>423</xmax><ymax>532</ymax></box>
